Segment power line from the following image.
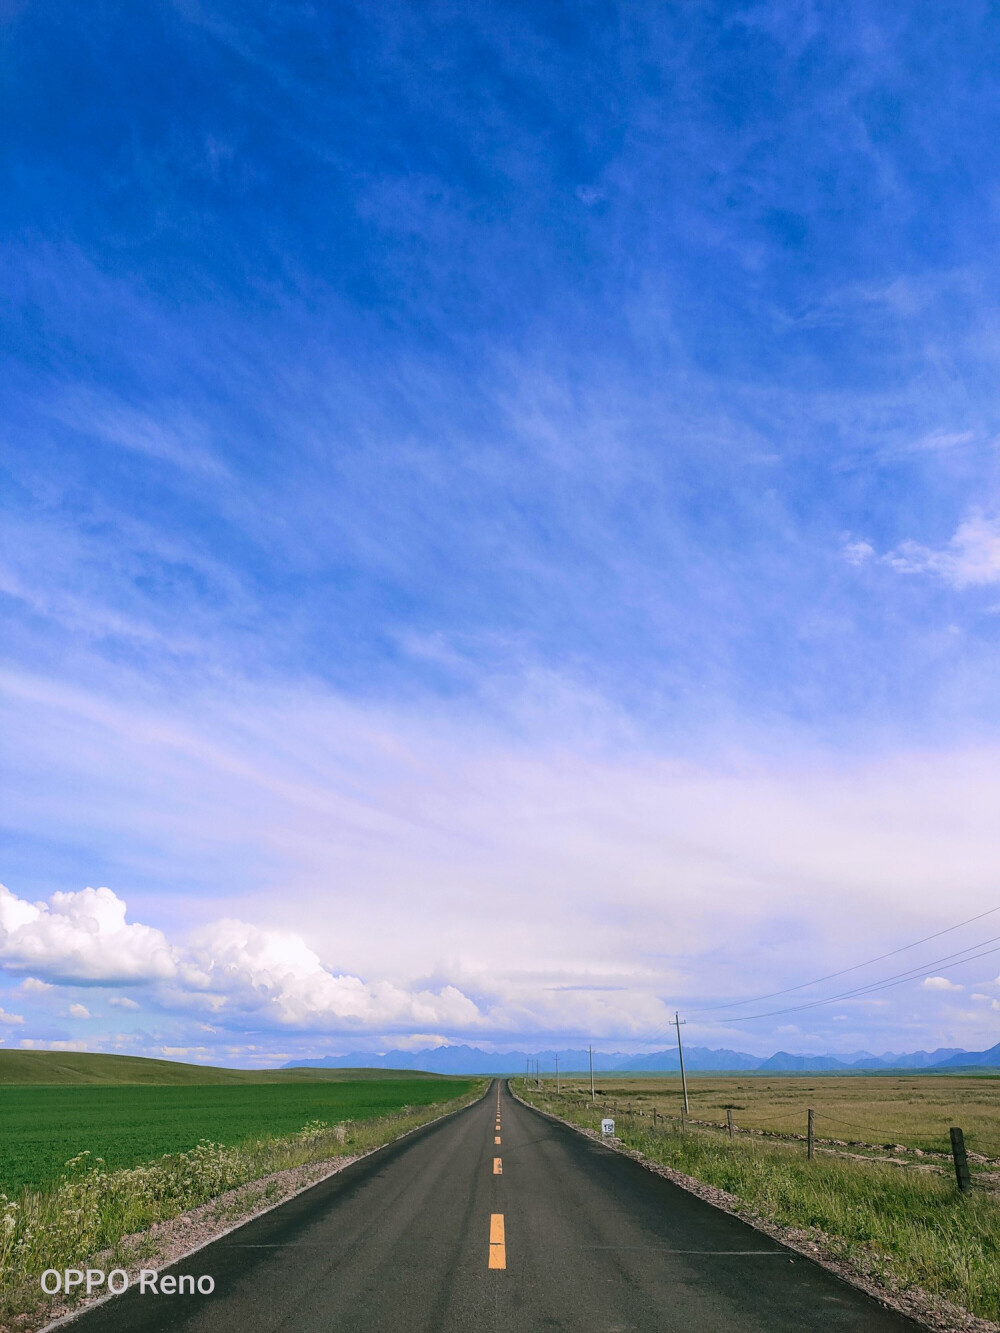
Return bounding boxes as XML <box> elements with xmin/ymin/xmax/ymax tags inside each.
<box><xmin>643</xmin><ymin>911</ymin><xmax>1000</xmax><ymax>1045</ymax></box>
<box><xmin>720</xmin><ymin>935</ymin><xmax>1000</xmax><ymax>1023</ymax></box>
<box><xmin>687</xmin><ymin>904</ymin><xmax>999</xmax><ymax>1014</ymax></box>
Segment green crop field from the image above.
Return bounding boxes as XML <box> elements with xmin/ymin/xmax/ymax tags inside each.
<box><xmin>0</xmin><ymin>1076</ymin><xmax>475</xmax><ymax>1194</ymax></box>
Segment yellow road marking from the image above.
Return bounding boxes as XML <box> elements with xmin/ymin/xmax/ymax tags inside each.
<box><xmin>488</xmin><ymin>1213</ymin><xmax>506</xmax><ymax>1269</ymax></box>
<box><xmin>495</xmin><ymin>1135</ymin><xmax>501</xmax><ymax>1144</ymax></box>
<box><xmin>493</xmin><ymin>1157</ymin><xmax>502</xmax><ymax>1174</ymax></box>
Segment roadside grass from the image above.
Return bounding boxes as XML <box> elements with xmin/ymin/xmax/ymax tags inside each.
<box><xmin>0</xmin><ymin>1081</ymin><xmax>486</xmax><ymax>1329</ymax></box>
<box><xmin>516</xmin><ymin>1083</ymin><xmax>1000</xmax><ymax>1323</ymax></box>
<box><xmin>1</xmin><ymin>1077</ymin><xmax>474</xmax><ymax>1195</ymax></box>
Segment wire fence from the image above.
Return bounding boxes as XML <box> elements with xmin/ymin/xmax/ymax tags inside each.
<box><xmin>518</xmin><ymin>1080</ymin><xmax>987</xmax><ymax>1195</ymax></box>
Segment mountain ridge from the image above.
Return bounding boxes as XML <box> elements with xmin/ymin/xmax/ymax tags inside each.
<box><xmin>284</xmin><ymin>1040</ymin><xmax>998</xmax><ymax>1075</ymax></box>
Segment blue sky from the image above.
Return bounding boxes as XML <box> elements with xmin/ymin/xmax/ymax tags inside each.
<box><xmin>2</xmin><ymin>2</ymin><xmax>1000</xmax><ymax>1064</ymax></box>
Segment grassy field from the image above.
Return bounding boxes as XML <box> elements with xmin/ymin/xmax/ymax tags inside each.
<box><xmin>517</xmin><ymin>1078</ymin><xmax>1000</xmax><ymax>1322</ymax></box>
<box><xmin>0</xmin><ymin>1050</ymin><xmax>442</xmax><ymax>1085</ymax></box>
<box><xmin>1</xmin><ymin>1077</ymin><xmax>487</xmax><ymax>1327</ymax></box>
<box><xmin>0</xmin><ymin>1077</ymin><xmax>476</xmax><ymax>1194</ymax></box>
<box><xmin>556</xmin><ymin>1072</ymin><xmax>1000</xmax><ymax>1157</ymax></box>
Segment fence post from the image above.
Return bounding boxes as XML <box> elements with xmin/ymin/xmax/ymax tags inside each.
<box><xmin>807</xmin><ymin>1108</ymin><xmax>815</xmax><ymax>1161</ymax></box>
<box><xmin>653</xmin><ymin>1107</ymin><xmax>658</xmax><ymax>1128</ymax></box>
<box><xmin>727</xmin><ymin>1108</ymin><xmax>734</xmax><ymax>1141</ymax></box>
<box><xmin>950</xmin><ymin>1127</ymin><xmax>972</xmax><ymax>1194</ymax></box>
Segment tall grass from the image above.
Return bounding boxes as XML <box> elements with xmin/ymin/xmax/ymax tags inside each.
<box><xmin>517</xmin><ymin>1084</ymin><xmax>1000</xmax><ymax>1323</ymax></box>
<box><xmin>1</xmin><ymin>1085</ymin><xmax>484</xmax><ymax>1325</ymax></box>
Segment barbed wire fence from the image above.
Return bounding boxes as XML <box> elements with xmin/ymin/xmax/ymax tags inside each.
<box><xmin>516</xmin><ymin>1078</ymin><xmax>982</xmax><ymax>1196</ymax></box>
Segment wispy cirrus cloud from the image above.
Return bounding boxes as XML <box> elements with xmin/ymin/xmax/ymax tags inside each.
<box><xmin>5</xmin><ymin>3</ymin><xmax>1000</xmax><ymax>1063</ymax></box>
<box><xmin>3</xmin><ymin>663</ymin><xmax>1000</xmax><ymax>1053</ymax></box>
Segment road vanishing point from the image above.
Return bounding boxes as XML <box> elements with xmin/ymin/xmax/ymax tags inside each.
<box><xmin>67</xmin><ymin>1080</ymin><xmax>921</xmax><ymax>1332</ymax></box>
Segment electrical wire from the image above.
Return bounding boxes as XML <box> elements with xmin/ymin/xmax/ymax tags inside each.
<box><xmin>721</xmin><ymin>936</ymin><xmax>1000</xmax><ymax>1023</ymax></box>
<box><xmin>644</xmin><ymin>918</ymin><xmax>1000</xmax><ymax>1044</ymax></box>
<box><xmin>686</xmin><ymin>904</ymin><xmax>999</xmax><ymax>1014</ymax></box>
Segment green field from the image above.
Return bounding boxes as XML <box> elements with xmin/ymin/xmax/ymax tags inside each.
<box><xmin>0</xmin><ymin>1050</ymin><xmax>441</xmax><ymax>1086</ymax></box>
<box><xmin>0</xmin><ymin>1075</ymin><xmax>474</xmax><ymax>1194</ymax></box>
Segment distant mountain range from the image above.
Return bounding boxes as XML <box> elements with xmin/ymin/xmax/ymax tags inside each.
<box><xmin>285</xmin><ymin>1040</ymin><xmax>1000</xmax><ymax>1076</ymax></box>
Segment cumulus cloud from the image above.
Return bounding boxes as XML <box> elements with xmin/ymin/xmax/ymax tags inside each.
<box><xmin>886</xmin><ymin>512</ymin><xmax>1000</xmax><ymax>588</ymax></box>
<box><xmin>20</xmin><ymin>977</ymin><xmax>52</xmax><ymax>992</ymax></box>
<box><xmin>0</xmin><ymin>884</ymin><xmax>176</xmax><ymax>984</ymax></box>
<box><xmin>176</xmin><ymin>918</ymin><xmax>485</xmax><ymax>1032</ymax></box>
<box><xmin>0</xmin><ymin>883</ymin><xmax>488</xmax><ymax>1034</ymax></box>
<box><xmin>921</xmin><ymin>976</ymin><xmax>963</xmax><ymax>991</ymax></box>
<box><xmin>0</xmin><ymin>882</ymin><xmax>679</xmax><ymax>1039</ymax></box>
<box><xmin>0</xmin><ymin>1007</ymin><xmax>25</xmax><ymax>1025</ymax></box>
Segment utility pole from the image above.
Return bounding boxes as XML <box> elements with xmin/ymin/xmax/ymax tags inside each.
<box><xmin>674</xmin><ymin>1011</ymin><xmax>689</xmax><ymax>1115</ymax></box>
<box><xmin>589</xmin><ymin>1044</ymin><xmax>595</xmax><ymax>1104</ymax></box>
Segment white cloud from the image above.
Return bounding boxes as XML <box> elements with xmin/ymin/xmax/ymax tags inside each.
<box><xmin>0</xmin><ymin>884</ymin><xmax>176</xmax><ymax>984</ymax></box>
<box><xmin>5</xmin><ymin>670</ymin><xmax>1000</xmax><ymax>1051</ymax></box>
<box><xmin>0</xmin><ymin>883</ymin><xmax>490</xmax><ymax>1034</ymax></box>
<box><xmin>176</xmin><ymin>918</ymin><xmax>486</xmax><ymax>1032</ymax></box>
<box><xmin>0</xmin><ymin>882</ymin><xmax>679</xmax><ymax>1039</ymax></box>
<box><xmin>20</xmin><ymin>977</ymin><xmax>52</xmax><ymax>992</ymax></box>
<box><xmin>908</xmin><ymin>429</ymin><xmax>976</xmax><ymax>454</ymax></box>
<box><xmin>842</xmin><ymin>539</ymin><xmax>874</xmax><ymax>566</ymax></box>
<box><xmin>18</xmin><ymin>1038</ymin><xmax>90</xmax><ymax>1052</ymax></box>
<box><xmin>886</xmin><ymin>512</ymin><xmax>1000</xmax><ymax>588</ymax></box>
<box><xmin>0</xmin><ymin>1007</ymin><xmax>25</xmax><ymax>1025</ymax></box>
<box><xmin>921</xmin><ymin>976</ymin><xmax>964</xmax><ymax>991</ymax></box>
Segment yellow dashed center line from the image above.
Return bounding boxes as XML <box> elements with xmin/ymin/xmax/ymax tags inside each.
<box><xmin>488</xmin><ymin>1213</ymin><xmax>506</xmax><ymax>1269</ymax></box>
<box><xmin>493</xmin><ymin>1156</ymin><xmax>502</xmax><ymax>1174</ymax></box>
<box><xmin>494</xmin><ymin>1134</ymin><xmax>501</xmax><ymax>1144</ymax></box>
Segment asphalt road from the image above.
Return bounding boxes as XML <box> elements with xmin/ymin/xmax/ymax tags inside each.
<box><xmin>64</xmin><ymin>1080</ymin><xmax>922</xmax><ymax>1332</ymax></box>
